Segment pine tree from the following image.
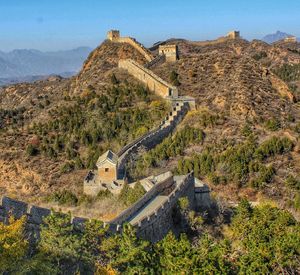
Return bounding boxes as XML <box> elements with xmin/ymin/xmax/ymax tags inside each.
<box><xmin>0</xmin><ymin>216</ymin><xmax>29</xmax><ymax>273</ymax></box>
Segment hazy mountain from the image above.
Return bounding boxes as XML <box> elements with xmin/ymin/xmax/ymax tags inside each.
<box><xmin>0</xmin><ymin>47</ymin><xmax>92</xmax><ymax>79</ymax></box>
<box><xmin>262</xmin><ymin>31</ymin><xmax>298</xmax><ymax>44</ymax></box>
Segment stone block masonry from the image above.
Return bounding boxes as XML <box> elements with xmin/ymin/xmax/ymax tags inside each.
<box><xmin>119</xmin><ymin>59</ymin><xmax>178</xmax><ymax>98</ymax></box>
<box><xmin>108</xmin><ymin>172</ymin><xmax>211</xmax><ymax>243</ymax></box>
<box><xmin>116</xmin><ymin>101</ymin><xmax>189</xmax><ymax>175</ymax></box>
<box><xmin>159</xmin><ymin>45</ymin><xmax>178</xmax><ymax>62</ymax></box>
<box><xmin>1</xmin><ymin>175</ymin><xmax>211</xmax><ymax>243</ymax></box>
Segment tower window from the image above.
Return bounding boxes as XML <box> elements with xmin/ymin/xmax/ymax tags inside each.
<box><xmin>105</xmin><ymin>168</ymin><xmax>109</xmax><ymax>172</ymax></box>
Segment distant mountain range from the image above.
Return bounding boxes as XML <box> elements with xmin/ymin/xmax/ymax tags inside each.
<box><xmin>262</xmin><ymin>31</ymin><xmax>299</xmax><ymax>44</ymax></box>
<box><xmin>0</xmin><ymin>47</ymin><xmax>92</xmax><ymax>84</ymax></box>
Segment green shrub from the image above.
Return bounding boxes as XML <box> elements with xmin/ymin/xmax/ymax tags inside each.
<box><xmin>285</xmin><ymin>175</ymin><xmax>300</xmax><ymax>191</ymax></box>
<box><xmin>131</xmin><ymin>126</ymin><xmax>205</xmax><ymax>178</ymax></box>
<box><xmin>170</xmin><ymin>70</ymin><xmax>180</xmax><ymax>86</ymax></box>
<box><xmin>273</xmin><ymin>63</ymin><xmax>300</xmax><ymax>82</ymax></box>
<box><xmin>97</xmin><ymin>189</ymin><xmax>113</xmax><ymax>200</ymax></box>
<box><xmin>119</xmin><ymin>182</ymin><xmax>146</xmax><ymax>206</ymax></box>
<box><xmin>252</xmin><ymin>51</ymin><xmax>267</xmax><ymax>61</ymax></box>
<box><xmin>60</xmin><ymin>162</ymin><xmax>75</xmax><ymax>173</ymax></box>
<box><xmin>48</xmin><ymin>190</ymin><xmax>78</xmax><ymax>206</ymax></box>
<box><xmin>231</xmin><ymin>202</ymin><xmax>300</xmax><ymax>273</ymax></box>
<box><xmin>25</xmin><ymin>144</ymin><xmax>39</xmax><ymax>156</ymax></box>
<box><xmin>250</xmin><ymin>165</ymin><xmax>275</xmax><ymax>189</ymax></box>
<box><xmin>254</xmin><ymin>137</ymin><xmax>293</xmax><ymax>160</ymax></box>
<box><xmin>293</xmin><ymin>194</ymin><xmax>300</xmax><ymax>210</ymax></box>
<box><xmin>241</xmin><ymin>123</ymin><xmax>253</xmax><ymax>137</ymax></box>
<box><xmin>264</xmin><ymin>118</ymin><xmax>281</xmax><ymax>131</ymax></box>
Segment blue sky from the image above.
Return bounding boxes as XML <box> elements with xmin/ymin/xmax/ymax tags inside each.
<box><xmin>0</xmin><ymin>0</ymin><xmax>299</xmax><ymax>51</ymax></box>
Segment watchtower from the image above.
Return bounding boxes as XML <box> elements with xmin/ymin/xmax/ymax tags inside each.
<box><xmin>284</xmin><ymin>36</ymin><xmax>297</xmax><ymax>43</ymax></box>
<box><xmin>107</xmin><ymin>30</ymin><xmax>120</xmax><ymax>42</ymax></box>
<box><xmin>96</xmin><ymin>150</ymin><xmax>119</xmax><ymax>183</ymax></box>
<box><xmin>226</xmin><ymin>31</ymin><xmax>240</xmax><ymax>39</ymax></box>
<box><xmin>159</xmin><ymin>45</ymin><xmax>178</xmax><ymax>62</ymax></box>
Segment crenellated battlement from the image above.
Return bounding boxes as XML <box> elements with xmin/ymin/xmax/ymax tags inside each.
<box><xmin>0</xmin><ymin>196</ymin><xmax>88</xmax><ymax>227</ymax></box>
<box><xmin>107</xmin><ymin>172</ymin><xmax>209</xmax><ymax>242</ymax></box>
<box><xmin>1</xmin><ymin>171</ymin><xmax>210</xmax><ymax>243</ymax></box>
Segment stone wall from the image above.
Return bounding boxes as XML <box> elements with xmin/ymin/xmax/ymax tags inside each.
<box><xmin>117</xmin><ymin>101</ymin><xmax>189</xmax><ymax>174</ymax></box>
<box><xmin>227</xmin><ymin>31</ymin><xmax>240</xmax><ymax>39</ymax></box>
<box><xmin>106</xmin><ymin>30</ymin><xmax>153</xmax><ymax>62</ymax></box>
<box><xmin>109</xmin><ymin>173</ymin><xmax>198</xmax><ymax>242</ymax></box>
<box><xmin>159</xmin><ymin>45</ymin><xmax>178</xmax><ymax>62</ymax></box>
<box><xmin>119</xmin><ymin>59</ymin><xmax>178</xmax><ymax>97</ymax></box>
<box><xmin>1</xmin><ymin>172</ymin><xmax>211</xmax><ymax>243</ymax></box>
<box><xmin>108</xmin><ymin>172</ymin><xmax>174</xmax><ymax>226</ymax></box>
<box><xmin>0</xmin><ymin>196</ymin><xmax>89</xmax><ymax>238</ymax></box>
<box><xmin>118</xmin><ymin>37</ymin><xmax>154</xmax><ymax>62</ymax></box>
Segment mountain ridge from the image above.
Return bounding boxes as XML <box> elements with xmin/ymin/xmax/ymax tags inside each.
<box><xmin>262</xmin><ymin>30</ymin><xmax>299</xmax><ymax>44</ymax></box>
<box><xmin>0</xmin><ymin>34</ymin><xmax>299</xmax><ymax>220</ymax></box>
<box><xmin>0</xmin><ymin>46</ymin><xmax>93</xmax><ymax>81</ymax></box>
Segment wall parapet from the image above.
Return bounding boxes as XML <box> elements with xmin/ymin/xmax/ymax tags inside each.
<box><xmin>118</xmin><ymin>37</ymin><xmax>154</xmax><ymax>62</ymax></box>
<box><xmin>131</xmin><ymin>172</ymin><xmax>194</xmax><ymax>228</ymax></box>
<box><xmin>109</xmin><ymin>171</ymin><xmax>174</xmax><ymax>225</ymax></box>
<box><xmin>117</xmin><ymin>101</ymin><xmax>189</xmax><ymax>172</ymax></box>
<box><xmin>119</xmin><ymin>59</ymin><xmax>178</xmax><ymax>98</ymax></box>
<box><xmin>0</xmin><ymin>196</ymin><xmax>89</xmax><ymax>228</ymax></box>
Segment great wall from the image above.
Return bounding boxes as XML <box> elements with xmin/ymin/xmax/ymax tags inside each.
<box><xmin>0</xmin><ymin>29</ymin><xmax>244</xmax><ymax>242</ymax></box>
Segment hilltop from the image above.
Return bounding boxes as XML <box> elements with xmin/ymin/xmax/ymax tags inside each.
<box><xmin>0</xmin><ymin>33</ymin><xmax>300</xmax><ymax>219</ymax></box>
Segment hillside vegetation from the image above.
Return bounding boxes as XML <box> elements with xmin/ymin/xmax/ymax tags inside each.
<box><xmin>1</xmin><ymin>201</ymin><xmax>299</xmax><ymax>274</ymax></box>
<box><xmin>0</xmin><ymin>37</ymin><xmax>300</xmax><ymax>218</ymax></box>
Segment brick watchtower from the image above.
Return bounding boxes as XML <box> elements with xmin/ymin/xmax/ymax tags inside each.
<box><xmin>107</xmin><ymin>30</ymin><xmax>120</xmax><ymax>41</ymax></box>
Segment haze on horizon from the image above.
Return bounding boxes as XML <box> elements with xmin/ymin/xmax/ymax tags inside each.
<box><xmin>0</xmin><ymin>0</ymin><xmax>299</xmax><ymax>52</ymax></box>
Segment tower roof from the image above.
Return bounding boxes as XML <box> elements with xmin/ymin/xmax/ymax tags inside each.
<box><xmin>96</xmin><ymin>150</ymin><xmax>118</xmax><ymax>167</ymax></box>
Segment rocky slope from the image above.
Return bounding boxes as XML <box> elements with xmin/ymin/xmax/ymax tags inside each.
<box><xmin>0</xmin><ymin>36</ymin><xmax>299</xmax><ymax>218</ymax></box>
<box><xmin>0</xmin><ymin>40</ymin><xmax>166</xmax><ymax>208</ymax></box>
<box><xmin>151</xmin><ymin>39</ymin><xmax>299</xmax><ymax>120</ymax></box>
<box><xmin>144</xmin><ymin>38</ymin><xmax>300</xmax><ymax>215</ymax></box>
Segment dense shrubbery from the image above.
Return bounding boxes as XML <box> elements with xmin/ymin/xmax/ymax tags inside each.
<box><xmin>229</xmin><ymin>200</ymin><xmax>300</xmax><ymax>274</ymax></box>
<box><xmin>264</xmin><ymin>118</ymin><xmax>281</xmax><ymax>131</ymax></box>
<box><xmin>183</xmin><ymin>109</ymin><xmax>223</xmax><ymax>129</ymax></box>
<box><xmin>46</xmin><ymin>190</ymin><xmax>97</xmax><ymax>207</ymax></box>
<box><xmin>27</xmin><ymin>83</ymin><xmax>168</xmax><ymax>170</ymax></box>
<box><xmin>170</xmin><ymin>70</ymin><xmax>180</xmax><ymax>86</ymax></box>
<box><xmin>1</xmin><ymin>202</ymin><xmax>299</xmax><ymax>274</ymax></box>
<box><xmin>254</xmin><ymin>136</ymin><xmax>294</xmax><ymax>160</ymax></box>
<box><xmin>118</xmin><ymin>182</ymin><xmax>146</xmax><ymax>206</ymax></box>
<box><xmin>130</xmin><ymin>126</ymin><xmax>205</xmax><ymax>178</ymax></box>
<box><xmin>176</xmin><ymin>136</ymin><xmax>293</xmax><ymax>189</ymax></box>
<box><xmin>46</xmin><ymin>190</ymin><xmax>79</xmax><ymax>206</ymax></box>
<box><xmin>0</xmin><ymin>107</ymin><xmax>26</xmax><ymax>129</ymax></box>
<box><xmin>273</xmin><ymin>63</ymin><xmax>300</xmax><ymax>82</ymax></box>
<box><xmin>285</xmin><ymin>174</ymin><xmax>300</xmax><ymax>191</ymax></box>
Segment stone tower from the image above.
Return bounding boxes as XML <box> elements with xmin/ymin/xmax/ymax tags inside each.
<box><xmin>158</xmin><ymin>45</ymin><xmax>178</xmax><ymax>62</ymax></box>
<box><xmin>96</xmin><ymin>150</ymin><xmax>119</xmax><ymax>183</ymax></box>
<box><xmin>227</xmin><ymin>31</ymin><xmax>240</xmax><ymax>39</ymax></box>
<box><xmin>107</xmin><ymin>30</ymin><xmax>120</xmax><ymax>41</ymax></box>
<box><xmin>284</xmin><ymin>36</ymin><xmax>297</xmax><ymax>43</ymax></box>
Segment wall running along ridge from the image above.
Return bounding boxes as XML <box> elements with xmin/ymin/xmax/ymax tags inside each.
<box><xmin>108</xmin><ymin>172</ymin><xmax>209</xmax><ymax>242</ymax></box>
<box><xmin>0</xmin><ymin>176</ymin><xmax>210</xmax><ymax>243</ymax></box>
<box><xmin>119</xmin><ymin>59</ymin><xmax>178</xmax><ymax>98</ymax></box>
<box><xmin>1</xmin><ymin>31</ymin><xmax>208</xmax><ymax>244</ymax></box>
<box><xmin>117</xmin><ymin>37</ymin><xmax>154</xmax><ymax>62</ymax></box>
<box><xmin>117</xmin><ymin>101</ymin><xmax>189</xmax><ymax>175</ymax></box>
